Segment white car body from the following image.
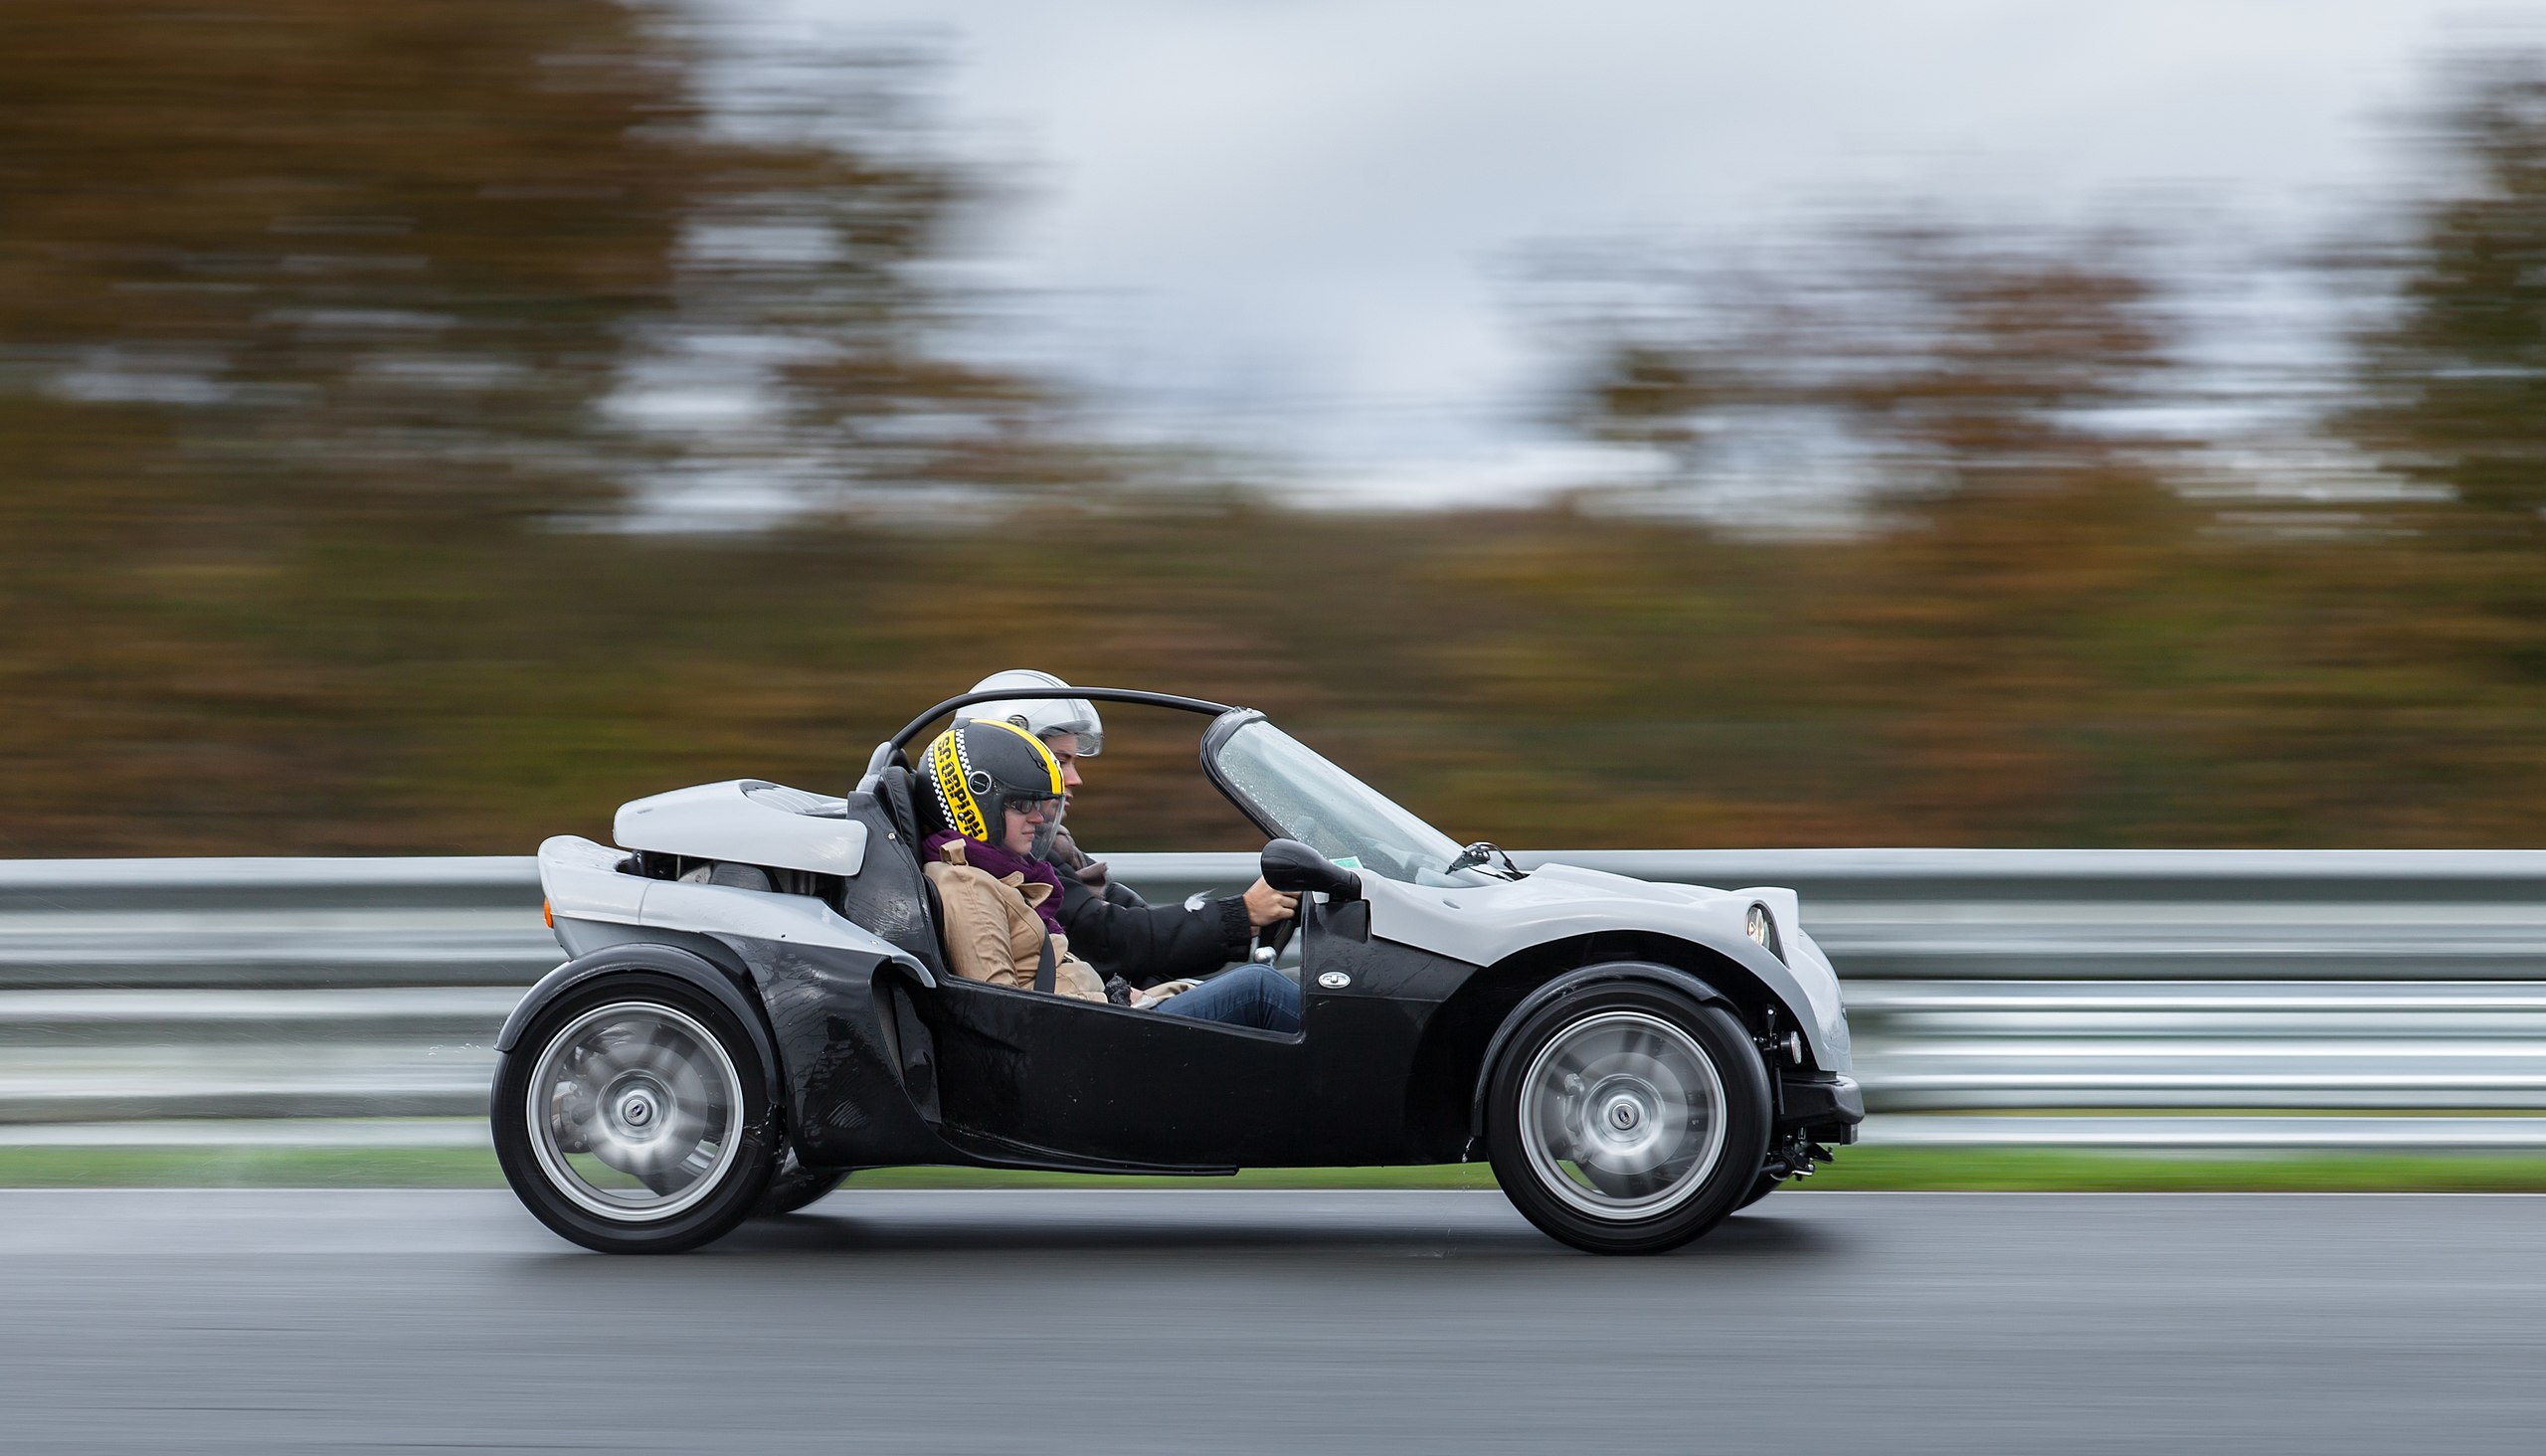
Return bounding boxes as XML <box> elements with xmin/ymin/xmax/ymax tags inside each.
<box><xmin>1358</xmin><ymin>863</ymin><xmax>1850</xmax><ymax>1072</ymax></box>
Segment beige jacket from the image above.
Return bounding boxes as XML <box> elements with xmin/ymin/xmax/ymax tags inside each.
<box><xmin>924</xmin><ymin>839</ymin><xmax>1109</xmax><ymax>1003</ymax></box>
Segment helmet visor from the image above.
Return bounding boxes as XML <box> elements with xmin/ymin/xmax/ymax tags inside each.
<box><xmin>1025</xmin><ymin>714</ymin><xmax>1101</xmax><ymax>759</ymax></box>
<box><xmin>972</xmin><ymin>700</ymin><xmax>1102</xmax><ymax>758</ymax></box>
<box><xmin>1056</xmin><ymin>714</ymin><xmax>1101</xmax><ymax>758</ymax></box>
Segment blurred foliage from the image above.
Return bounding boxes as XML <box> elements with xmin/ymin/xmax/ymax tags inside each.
<box><xmin>1567</xmin><ymin>221</ymin><xmax>2173</xmax><ymax>522</ymax></box>
<box><xmin>0</xmin><ymin>0</ymin><xmax>1122</xmax><ymax>852</ymax></box>
<box><xmin>6</xmin><ymin>11</ymin><xmax>2546</xmax><ymax>854</ymax></box>
<box><xmin>2347</xmin><ymin>52</ymin><xmax>2546</xmax><ymax>533</ymax></box>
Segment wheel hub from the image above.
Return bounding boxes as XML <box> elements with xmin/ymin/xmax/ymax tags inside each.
<box><xmin>606</xmin><ymin>1076</ymin><xmax>667</xmax><ymax>1142</ymax></box>
<box><xmin>1597</xmin><ymin>1081</ymin><xmax>1652</xmax><ymax>1137</ymax></box>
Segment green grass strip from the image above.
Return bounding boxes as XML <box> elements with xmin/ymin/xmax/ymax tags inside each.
<box><xmin>9</xmin><ymin>1144</ymin><xmax>2546</xmax><ymax>1192</ymax></box>
<box><xmin>1800</xmin><ymin>1146</ymin><xmax>2546</xmax><ymax>1192</ymax></box>
<box><xmin>0</xmin><ymin>1146</ymin><xmax>507</xmax><ymax>1188</ymax></box>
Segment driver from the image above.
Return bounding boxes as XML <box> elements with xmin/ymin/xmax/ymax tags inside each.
<box><xmin>919</xmin><ymin>717</ymin><xmax>1297</xmax><ymax>1031</ymax></box>
<box><xmin>962</xmin><ymin>669</ymin><xmax>1297</xmax><ymax>990</ymax></box>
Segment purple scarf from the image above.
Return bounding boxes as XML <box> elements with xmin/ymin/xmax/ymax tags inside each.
<box><xmin>922</xmin><ymin>828</ymin><xmax>1066</xmax><ymax>935</ymax></box>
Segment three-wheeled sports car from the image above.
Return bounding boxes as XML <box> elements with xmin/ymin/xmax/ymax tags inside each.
<box><xmin>492</xmin><ymin>688</ymin><xmax>1862</xmax><ymax>1255</ymax></box>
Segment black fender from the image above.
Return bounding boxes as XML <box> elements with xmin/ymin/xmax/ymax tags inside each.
<box><xmin>493</xmin><ymin>943</ymin><xmax>785</xmax><ymax>1106</ymax></box>
<box><xmin>1465</xmin><ymin>960</ymin><xmax>1731</xmax><ymax>1141</ymax></box>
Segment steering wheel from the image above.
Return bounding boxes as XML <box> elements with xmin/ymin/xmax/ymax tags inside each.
<box><xmin>1259</xmin><ymin>908</ymin><xmax>1299</xmax><ymax>961</ymax></box>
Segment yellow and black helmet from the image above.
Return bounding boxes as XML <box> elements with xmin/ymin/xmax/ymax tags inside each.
<box><xmin>923</xmin><ymin>717</ymin><xmax>1066</xmax><ymax>857</ymax></box>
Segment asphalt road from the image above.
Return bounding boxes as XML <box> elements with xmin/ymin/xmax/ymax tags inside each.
<box><xmin>4</xmin><ymin>1188</ymin><xmax>2543</xmax><ymax>1453</ymax></box>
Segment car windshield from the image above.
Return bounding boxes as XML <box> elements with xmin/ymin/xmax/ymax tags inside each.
<box><xmin>1211</xmin><ymin>719</ymin><xmax>1486</xmax><ymax>887</ymax></box>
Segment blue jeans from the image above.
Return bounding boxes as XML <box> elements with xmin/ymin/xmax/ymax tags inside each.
<box><xmin>1155</xmin><ymin>963</ymin><xmax>1301</xmax><ymax>1033</ymax></box>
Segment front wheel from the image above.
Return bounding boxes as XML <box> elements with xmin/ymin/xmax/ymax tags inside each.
<box><xmin>1484</xmin><ymin>984</ymin><xmax>1769</xmax><ymax>1255</ymax></box>
<box><xmin>1736</xmin><ymin>1170</ymin><xmax>1783</xmax><ymax>1210</ymax></box>
<box><xmin>492</xmin><ymin>974</ymin><xmax>778</xmax><ymax>1253</ymax></box>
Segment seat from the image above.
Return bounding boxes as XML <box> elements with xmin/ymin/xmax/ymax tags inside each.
<box><xmin>877</xmin><ymin>765</ymin><xmax>929</xmax><ymax>850</ymax></box>
<box><xmin>920</xmin><ymin>875</ymin><xmax>955</xmax><ymax>974</ymax></box>
<box><xmin>831</xmin><ymin>783</ymin><xmax>946</xmax><ymax>978</ymax></box>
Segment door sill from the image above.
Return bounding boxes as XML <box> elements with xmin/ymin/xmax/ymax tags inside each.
<box><xmin>937</xmin><ymin>1125</ymin><xmax>1239</xmax><ymax>1178</ymax></box>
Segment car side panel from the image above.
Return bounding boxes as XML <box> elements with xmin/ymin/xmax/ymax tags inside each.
<box><xmin>899</xmin><ymin>896</ymin><xmax>1482</xmax><ymax>1170</ymax></box>
<box><xmin>1296</xmin><ymin>896</ymin><xmax>1483</xmax><ymax>1165</ymax></box>
<box><xmin>713</xmin><ymin>933</ymin><xmax>965</xmax><ymax>1169</ymax></box>
<box><xmin>909</xmin><ymin>976</ymin><xmax>1318</xmax><ymax>1166</ymax></box>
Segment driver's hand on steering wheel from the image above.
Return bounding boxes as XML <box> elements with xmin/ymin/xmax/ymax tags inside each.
<box><xmin>1242</xmin><ymin>877</ymin><xmax>1299</xmax><ymax>930</ymax></box>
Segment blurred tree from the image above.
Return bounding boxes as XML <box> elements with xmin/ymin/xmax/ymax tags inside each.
<box><xmin>0</xmin><ymin>0</ymin><xmax>1090</xmax><ymax>851</ymax></box>
<box><xmin>2346</xmin><ymin>52</ymin><xmax>2546</xmax><ymax>534</ymax></box>
<box><xmin>1560</xmin><ymin>221</ymin><xmax>2174</xmax><ymax>528</ymax></box>
<box><xmin>0</xmin><ymin>0</ymin><xmax>1068</xmax><ymax>529</ymax></box>
<box><xmin>1541</xmin><ymin>223</ymin><xmax>2215</xmax><ymax>842</ymax></box>
<box><xmin>8</xmin><ymin>18</ymin><xmax>2546</xmax><ymax>858</ymax></box>
<box><xmin>1536</xmin><ymin>183</ymin><xmax>2546</xmax><ymax>848</ymax></box>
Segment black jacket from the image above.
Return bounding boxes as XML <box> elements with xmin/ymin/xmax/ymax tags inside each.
<box><xmin>1053</xmin><ymin>868</ymin><xmax>1252</xmax><ymax>989</ymax></box>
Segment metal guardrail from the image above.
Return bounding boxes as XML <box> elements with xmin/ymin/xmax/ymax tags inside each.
<box><xmin>9</xmin><ymin>850</ymin><xmax>2546</xmax><ymax>1151</ymax></box>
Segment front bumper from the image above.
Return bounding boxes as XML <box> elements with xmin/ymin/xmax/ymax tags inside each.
<box><xmin>1776</xmin><ymin>1072</ymin><xmax>1864</xmax><ymax>1146</ymax></box>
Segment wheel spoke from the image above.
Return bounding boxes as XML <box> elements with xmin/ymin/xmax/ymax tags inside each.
<box><xmin>617</xmin><ymin>1038</ymin><xmax>689</xmax><ymax>1084</ymax></box>
<box><xmin>1516</xmin><ymin>1009</ymin><xmax>1729</xmax><ymax>1222</ymax></box>
<box><xmin>525</xmin><ymin>1000</ymin><xmax>746</xmax><ymax>1224</ymax></box>
<box><xmin>549</xmin><ymin>1088</ymin><xmax>602</xmax><ymax>1155</ymax></box>
<box><xmin>574</xmin><ymin>1035</ymin><xmax>633</xmax><ymax>1084</ymax></box>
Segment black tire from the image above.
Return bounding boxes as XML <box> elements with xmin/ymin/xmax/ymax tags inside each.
<box><xmin>1736</xmin><ymin>1169</ymin><xmax>1783</xmax><ymax>1211</ymax></box>
<box><xmin>492</xmin><ymin>973</ymin><xmax>779</xmax><ymax>1254</ymax></box>
<box><xmin>1484</xmin><ymin>983</ymin><xmax>1770</xmax><ymax>1255</ymax></box>
<box><xmin>755</xmin><ymin>1161</ymin><xmax>850</xmax><ymax>1217</ymax></box>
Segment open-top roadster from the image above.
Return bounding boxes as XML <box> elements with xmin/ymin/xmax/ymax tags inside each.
<box><xmin>492</xmin><ymin>688</ymin><xmax>1862</xmax><ymax>1254</ymax></box>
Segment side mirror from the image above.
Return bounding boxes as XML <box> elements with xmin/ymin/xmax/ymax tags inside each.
<box><xmin>1260</xmin><ymin>838</ymin><xmax>1362</xmax><ymax>902</ymax></box>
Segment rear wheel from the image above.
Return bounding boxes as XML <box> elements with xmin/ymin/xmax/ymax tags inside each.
<box><xmin>755</xmin><ymin>1158</ymin><xmax>850</xmax><ymax>1217</ymax></box>
<box><xmin>492</xmin><ymin>975</ymin><xmax>777</xmax><ymax>1253</ymax></box>
<box><xmin>1484</xmin><ymin>982</ymin><xmax>1769</xmax><ymax>1255</ymax></box>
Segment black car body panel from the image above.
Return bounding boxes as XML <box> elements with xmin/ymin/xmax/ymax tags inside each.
<box><xmin>716</xmin><ymin>933</ymin><xmax>956</xmax><ymax>1170</ymax></box>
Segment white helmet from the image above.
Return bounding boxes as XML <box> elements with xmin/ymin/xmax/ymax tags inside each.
<box><xmin>966</xmin><ymin>669</ymin><xmax>1103</xmax><ymax>757</ymax></box>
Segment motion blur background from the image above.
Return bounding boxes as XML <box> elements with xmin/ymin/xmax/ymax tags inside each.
<box><xmin>16</xmin><ymin>25</ymin><xmax>2546</xmax><ymax>1449</ymax></box>
<box><xmin>9</xmin><ymin>0</ymin><xmax>2546</xmax><ymax>859</ymax></box>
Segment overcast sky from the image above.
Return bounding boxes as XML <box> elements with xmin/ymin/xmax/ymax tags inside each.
<box><xmin>702</xmin><ymin>0</ymin><xmax>2528</xmax><ymax>508</ymax></box>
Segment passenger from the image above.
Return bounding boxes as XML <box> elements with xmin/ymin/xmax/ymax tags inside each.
<box><xmin>918</xmin><ymin>717</ymin><xmax>1299</xmax><ymax>1032</ymax></box>
<box><xmin>962</xmin><ymin>669</ymin><xmax>1298</xmax><ymax>990</ymax></box>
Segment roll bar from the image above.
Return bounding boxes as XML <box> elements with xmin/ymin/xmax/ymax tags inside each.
<box><xmin>861</xmin><ymin>687</ymin><xmax>1239</xmax><ymax>785</ymax></box>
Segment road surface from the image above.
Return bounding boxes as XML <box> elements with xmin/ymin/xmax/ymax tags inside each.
<box><xmin>3</xmin><ymin>1188</ymin><xmax>2541</xmax><ymax>1453</ymax></box>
